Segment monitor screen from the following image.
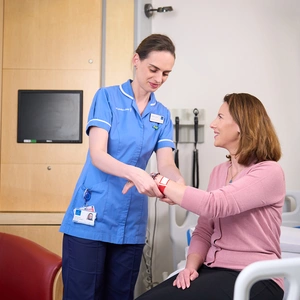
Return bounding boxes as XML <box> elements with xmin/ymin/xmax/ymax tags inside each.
<box><xmin>17</xmin><ymin>90</ymin><xmax>83</xmax><ymax>143</ymax></box>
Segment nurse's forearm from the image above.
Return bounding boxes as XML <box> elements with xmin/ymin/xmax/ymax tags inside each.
<box><xmin>156</xmin><ymin>148</ymin><xmax>185</xmax><ymax>184</ymax></box>
<box><xmin>93</xmin><ymin>151</ymin><xmax>163</xmax><ymax>197</ymax></box>
<box><xmin>91</xmin><ymin>149</ymin><xmax>139</xmax><ymax>181</ymax></box>
<box><xmin>159</xmin><ymin>165</ymin><xmax>185</xmax><ymax>185</ymax></box>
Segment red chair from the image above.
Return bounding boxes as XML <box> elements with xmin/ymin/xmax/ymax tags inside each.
<box><xmin>0</xmin><ymin>232</ymin><xmax>63</xmax><ymax>300</ymax></box>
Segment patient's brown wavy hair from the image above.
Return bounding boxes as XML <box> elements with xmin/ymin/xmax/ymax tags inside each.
<box><xmin>224</xmin><ymin>93</ymin><xmax>281</xmax><ymax>165</ymax></box>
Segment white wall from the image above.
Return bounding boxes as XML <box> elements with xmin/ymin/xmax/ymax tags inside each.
<box><xmin>135</xmin><ymin>0</ymin><xmax>300</xmax><ymax>297</ymax></box>
<box><xmin>152</xmin><ymin>0</ymin><xmax>300</xmax><ymax>190</ymax></box>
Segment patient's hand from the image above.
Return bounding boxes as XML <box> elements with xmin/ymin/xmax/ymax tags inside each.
<box><xmin>173</xmin><ymin>268</ymin><xmax>199</xmax><ymax>289</ymax></box>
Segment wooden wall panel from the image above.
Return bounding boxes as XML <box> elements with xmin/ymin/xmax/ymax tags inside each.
<box><xmin>0</xmin><ymin>225</ymin><xmax>63</xmax><ymax>255</ymax></box>
<box><xmin>1</xmin><ymin>0</ymin><xmax>102</xmax><ymax>213</ymax></box>
<box><xmin>1</xmin><ymin>69</ymin><xmax>99</xmax><ymax>164</ymax></box>
<box><xmin>105</xmin><ymin>0</ymin><xmax>134</xmax><ymax>86</ymax></box>
<box><xmin>0</xmin><ymin>0</ymin><xmax>3</xmax><ymax>166</ymax></box>
<box><xmin>0</xmin><ymin>164</ymin><xmax>82</xmax><ymax>211</ymax></box>
<box><xmin>3</xmin><ymin>0</ymin><xmax>101</xmax><ymax>70</ymax></box>
<box><xmin>0</xmin><ymin>0</ymin><xmax>135</xmax><ymax>256</ymax></box>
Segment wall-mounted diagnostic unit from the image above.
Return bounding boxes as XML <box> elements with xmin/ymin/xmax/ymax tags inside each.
<box><xmin>170</xmin><ymin>108</ymin><xmax>204</xmax><ymax>189</ymax></box>
<box><xmin>170</xmin><ymin>108</ymin><xmax>205</xmax><ymax>144</ymax></box>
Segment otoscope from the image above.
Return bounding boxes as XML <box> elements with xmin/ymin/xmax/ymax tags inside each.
<box><xmin>174</xmin><ymin>116</ymin><xmax>180</xmax><ymax>168</ymax></box>
<box><xmin>192</xmin><ymin>108</ymin><xmax>199</xmax><ymax>188</ymax></box>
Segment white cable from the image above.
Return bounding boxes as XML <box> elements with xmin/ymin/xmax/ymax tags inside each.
<box><xmin>142</xmin><ymin>198</ymin><xmax>159</xmax><ymax>290</ymax></box>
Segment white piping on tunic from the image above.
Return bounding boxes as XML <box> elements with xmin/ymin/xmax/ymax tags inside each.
<box><xmin>87</xmin><ymin>118</ymin><xmax>111</xmax><ymax>127</ymax></box>
<box><xmin>119</xmin><ymin>84</ymin><xmax>158</xmax><ymax>106</ymax></box>
<box><xmin>119</xmin><ymin>84</ymin><xmax>134</xmax><ymax>100</ymax></box>
<box><xmin>158</xmin><ymin>138</ymin><xmax>173</xmax><ymax>143</ymax></box>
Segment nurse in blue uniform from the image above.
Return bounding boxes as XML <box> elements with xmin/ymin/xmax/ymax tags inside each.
<box><xmin>60</xmin><ymin>34</ymin><xmax>184</xmax><ymax>300</ymax></box>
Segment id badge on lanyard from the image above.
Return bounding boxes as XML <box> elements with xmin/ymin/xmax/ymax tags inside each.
<box><xmin>72</xmin><ymin>189</ymin><xmax>97</xmax><ymax>226</ymax></box>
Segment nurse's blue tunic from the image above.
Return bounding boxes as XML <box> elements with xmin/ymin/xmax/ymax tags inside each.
<box><xmin>60</xmin><ymin>80</ymin><xmax>175</xmax><ymax>244</ymax></box>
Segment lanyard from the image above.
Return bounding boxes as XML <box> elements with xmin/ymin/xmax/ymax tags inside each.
<box><xmin>192</xmin><ymin>108</ymin><xmax>199</xmax><ymax>188</ymax></box>
<box><xmin>174</xmin><ymin>116</ymin><xmax>180</xmax><ymax>168</ymax></box>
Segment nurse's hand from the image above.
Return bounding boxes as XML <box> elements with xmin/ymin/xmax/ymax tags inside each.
<box><xmin>173</xmin><ymin>268</ymin><xmax>199</xmax><ymax>289</ymax></box>
<box><xmin>122</xmin><ymin>181</ymin><xmax>135</xmax><ymax>193</ymax></box>
<box><xmin>122</xmin><ymin>172</ymin><xmax>163</xmax><ymax>198</ymax></box>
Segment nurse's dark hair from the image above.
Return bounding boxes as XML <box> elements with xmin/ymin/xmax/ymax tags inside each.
<box><xmin>224</xmin><ymin>93</ymin><xmax>281</xmax><ymax>165</ymax></box>
<box><xmin>135</xmin><ymin>34</ymin><xmax>176</xmax><ymax>60</ymax></box>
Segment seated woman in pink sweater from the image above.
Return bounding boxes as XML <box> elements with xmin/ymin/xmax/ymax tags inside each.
<box><xmin>134</xmin><ymin>93</ymin><xmax>285</xmax><ymax>300</ymax></box>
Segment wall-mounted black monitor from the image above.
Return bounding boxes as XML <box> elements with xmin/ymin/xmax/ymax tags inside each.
<box><xmin>17</xmin><ymin>90</ymin><xmax>83</xmax><ymax>143</ymax></box>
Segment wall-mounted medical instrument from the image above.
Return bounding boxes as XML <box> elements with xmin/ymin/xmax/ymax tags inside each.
<box><xmin>174</xmin><ymin>116</ymin><xmax>180</xmax><ymax>168</ymax></box>
<box><xmin>170</xmin><ymin>108</ymin><xmax>205</xmax><ymax>144</ymax></box>
<box><xmin>192</xmin><ymin>108</ymin><xmax>199</xmax><ymax>188</ymax></box>
<box><xmin>144</xmin><ymin>4</ymin><xmax>173</xmax><ymax>18</ymax></box>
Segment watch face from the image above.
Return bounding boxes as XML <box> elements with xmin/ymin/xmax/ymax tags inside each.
<box><xmin>151</xmin><ymin>172</ymin><xmax>160</xmax><ymax>180</ymax></box>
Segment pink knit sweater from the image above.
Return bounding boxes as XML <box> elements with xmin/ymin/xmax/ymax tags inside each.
<box><xmin>181</xmin><ymin>160</ymin><xmax>285</xmax><ymax>289</ymax></box>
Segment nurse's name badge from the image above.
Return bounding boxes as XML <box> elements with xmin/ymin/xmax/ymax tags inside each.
<box><xmin>73</xmin><ymin>208</ymin><xmax>97</xmax><ymax>226</ymax></box>
<box><xmin>150</xmin><ymin>113</ymin><xmax>164</xmax><ymax>124</ymax></box>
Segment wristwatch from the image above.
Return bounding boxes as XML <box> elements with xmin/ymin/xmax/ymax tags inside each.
<box><xmin>150</xmin><ymin>172</ymin><xmax>160</xmax><ymax>180</ymax></box>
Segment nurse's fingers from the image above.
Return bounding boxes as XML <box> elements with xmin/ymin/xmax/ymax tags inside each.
<box><xmin>122</xmin><ymin>179</ymin><xmax>164</xmax><ymax>198</ymax></box>
<box><xmin>122</xmin><ymin>181</ymin><xmax>135</xmax><ymax>194</ymax></box>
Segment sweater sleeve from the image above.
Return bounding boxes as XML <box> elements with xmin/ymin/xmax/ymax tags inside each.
<box><xmin>181</xmin><ymin>161</ymin><xmax>285</xmax><ymax>219</ymax></box>
<box><xmin>188</xmin><ymin>216</ymin><xmax>214</xmax><ymax>258</ymax></box>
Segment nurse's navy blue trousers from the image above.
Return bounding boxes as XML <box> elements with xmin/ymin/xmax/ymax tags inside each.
<box><xmin>62</xmin><ymin>234</ymin><xmax>144</xmax><ymax>300</ymax></box>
